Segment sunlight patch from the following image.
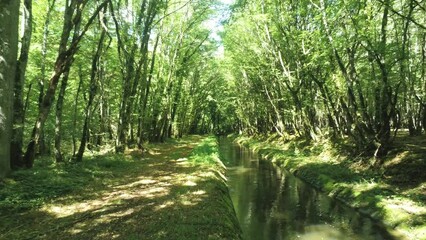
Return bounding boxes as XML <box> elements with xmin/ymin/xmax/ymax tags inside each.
<box><xmin>43</xmin><ymin>200</ymin><xmax>104</xmax><ymax>218</ymax></box>
<box><xmin>137</xmin><ymin>179</ymin><xmax>157</xmax><ymax>185</ymax></box>
<box><xmin>183</xmin><ymin>180</ymin><xmax>197</xmax><ymax>186</ymax></box>
<box><xmin>198</xmin><ymin>171</ymin><xmax>215</xmax><ymax>178</ymax></box>
<box><xmin>384</xmin><ymin>151</ymin><xmax>409</xmax><ymax>167</ymax></box>
<box><xmin>154</xmin><ymin>200</ymin><xmax>174</xmax><ymax>211</ymax></box>
<box><xmin>181</xmin><ymin>199</ymin><xmax>197</xmax><ymax>206</ymax></box>
<box><xmin>160</xmin><ymin>176</ymin><xmax>172</xmax><ymax>181</ymax></box>
<box><xmin>192</xmin><ymin>190</ymin><xmax>206</xmax><ymax>195</ymax></box>
<box><xmin>68</xmin><ymin>228</ymin><xmax>84</xmax><ymax>234</ymax></box>
<box><xmin>93</xmin><ymin>208</ymin><xmax>136</xmax><ymax>223</ymax></box>
<box><xmin>139</xmin><ymin>187</ymin><xmax>170</xmax><ymax>198</ymax></box>
<box><xmin>385</xmin><ymin>198</ymin><xmax>426</xmax><ymax>215</ymax></box>
<box><xmin>113</xmin><ymin>178</ymin><xmax>157</xmax><ymax>190</ymax></box>
<box><xmin>175</xmin><ymin>157</ymin><xmax>190</xmax><ymax>165</ymax></box>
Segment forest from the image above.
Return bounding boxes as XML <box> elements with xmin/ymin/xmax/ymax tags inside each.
<box><xmin>1</xmin><ymin>0</ymin><xmax>425</xmax><ymax>174</ymax></box>
<box><xmin>0</xmin><ymin>0</ymin><xmax>425</xmax><ymax>239</ymax></box>
<box><xmin>1</xmin><ymin>0</ymin><xmax>234</xmax><ymax>175</ymax></box>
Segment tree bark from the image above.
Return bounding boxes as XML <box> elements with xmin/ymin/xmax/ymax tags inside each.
<box><xmin>37</xmin><ymin>0</ymin><xmax>57</xmax><ymax>157</ymax></box>
<box><xmin>10</xmin><ymin>0</ymin><xmax>32</xmax><ymax>169</ymax></box>
<box><xmin>0</xmin><ymin>0</ymin><xmax>20</xmax><ymax>177</ymax></box>
<box><xmin>75</xmin><ymin>18</ymin><xmax>108</xmax><ymax>162</ymax></box>
<box><xmin>72</xmin><ymin>66</ymin><xmax>83</xmax><ymax>157</ymax></box>
<box><xmin>54</xmin><ymin>70</ymin><xmax>71</xmax><ymax>162</ymax></box>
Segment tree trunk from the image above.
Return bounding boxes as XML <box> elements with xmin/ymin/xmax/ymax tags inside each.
<box><xmin>36</xmin><ymin>0</ymin><xmax>56</xmax><ymax>157</ymax></box>
<box><xmin>0</xmin><ymin>0</ymin><xmax>20</xmax><ymax>177</ymax></box>
<box><xmin>23</xmin><ymin>0</ymin><xmax>109</xmax><ymax>167</ymax></box>
<box><xmin>75</xmin><ymin>19</ymin><xmax>108</xmax><ymax>162</ymax></box>
<box><xmin>375</xmin><ymin>0</ymin><xmax>392</xmax><ymax>159</ymax></box>
<box><xmin>54</xmin><ymin>70</ymin><xmax>71</xmax><ymax>162</ymax></box>
<box><xmin>72</xmin><ymin>67</ymin><xmax>83</xmax><ymax>157</ymax></box>
<box><xmin>10</xmin><ymin>0</ymin><xmax>32</xmax><ymax>169</ymax></box>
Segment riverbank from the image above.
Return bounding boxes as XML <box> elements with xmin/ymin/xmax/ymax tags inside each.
<box><xmin>0</xmin><ymin>136</ymin><xmax>242</xmax><ymax>239</ymax></box>
<box><xmin>235</xmin><ymin>134</ymin><xmax>426</xmax><ymax>240</ymax></box>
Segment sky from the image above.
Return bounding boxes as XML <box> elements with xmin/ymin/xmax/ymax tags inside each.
<box><xmin>204</xmin><ymin>0</ymin><xmax>235</xmax><ymax>57</ymax></box>
<box><xmin>220</xmin><ymin>0</ymin><xmax>235</xmax><ymax>5</ymax></box>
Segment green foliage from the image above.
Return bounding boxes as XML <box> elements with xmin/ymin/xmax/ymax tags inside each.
<box><xmin>15</xmin><ymin>0</ymin><xmax>235</xmax><ymax>167</ymax></box>
<box><xmin>189</xmin><ymin>136</ymin><xmax>220</xmax><ymax>166</ymax></box>
<box><xmin>222</xmin><ymin>0</ymin><xmax>426</xmax><ymax>158</ymax></box>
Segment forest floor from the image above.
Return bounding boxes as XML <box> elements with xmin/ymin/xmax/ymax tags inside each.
<box><xmin>236</xmin><ymin>132</ymin><xmax>426</xmax><ymax>240</ymax></box>
<box><xmin>0</xmin><ymin>136</ymin><xmax>241</xmax><ymax>240</ymax></box>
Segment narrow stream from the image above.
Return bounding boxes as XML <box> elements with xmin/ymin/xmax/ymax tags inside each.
<box><xmin>218</xmin><ymin>138</ymin><xmax>395</xmax><ymax>240</ymax></box>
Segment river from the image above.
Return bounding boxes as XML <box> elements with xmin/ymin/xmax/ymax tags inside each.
<box><xmin>218</xmin><ymin>138</ymin><xmax>395</xmax><ymax>240</ymax></box>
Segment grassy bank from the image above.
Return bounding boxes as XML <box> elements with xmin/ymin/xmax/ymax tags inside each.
<box><xmin>236</xmin><ymin>134</ymin><xmax>426</xmax><ymax>240</ymax></box>
<box><xmin>0</xmin><ymin>135</ymin><xmax>241</xmax><ymax>239</ymax></box>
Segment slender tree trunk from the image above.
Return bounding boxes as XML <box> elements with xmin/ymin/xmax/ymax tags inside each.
<box><xmin>76</xmin><ymin>19</ymin><xmax>108</xmax><ymax>162</ymax></box>
<box><xmin>72</xmin><ymin>67</ymin><xmax>83</xmax><ymax>157</ymax></box>
<box><xmin>23</xmin><ymin>83</ymin><xmax>32</xmax><ymax>120</ymax></box>
<box><xmin>54</xmin><ymin>70</ymin><xmax>71</xmax><ymax>162</ymax></box>
<box><xmin>374</xmin><ymin>0</ymin><xmax>392</xmax><ymax>160</ymax></box>
<box><xmin>23</xmin><ymin>0</ymin><xmax>109</xmax><ymax>167</ymax></box>
<box><xmin>37</xmin><ymin>0</ymin><xmax>57</xmax><ymax>157</ymax></box>
<box><xmin>137</xmin><ymin>26</ymin><xmax>161</xmax><ymax>148</ymax></box>
<box><xmin>11</xmin><ymin>0</ymin><xmax>32</xmax><ymax>169</ymax></box>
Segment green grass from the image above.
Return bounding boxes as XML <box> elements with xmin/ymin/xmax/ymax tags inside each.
<box><xmin>189</xmin><ymin>136</ymin><xmax>220</xmax><ymax>166</ymax></box>
<box><xmin>236</xmin><ymin>135</ymin><xmax>426</xmax><ymax>240</ymax></box>
<box><xmin>0</xmin><ymin>136</ymin><xmax>242</xmax><ymax>239</ymax></box>
<box><xmin>0</xmin><ymin>154</ymin><xmax>138</xmax><ymax>212</ymax></box>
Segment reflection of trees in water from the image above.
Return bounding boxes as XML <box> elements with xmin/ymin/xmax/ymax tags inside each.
<box><xmin>221</xmin><ymin>140</ymin><xmax>393</xmax><ymax>240</ymax></box>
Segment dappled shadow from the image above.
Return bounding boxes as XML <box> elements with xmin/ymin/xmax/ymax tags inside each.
<box><xmin>1</xmin><ymin>171</ymin><xmax>231</xmax><ymax>239</ymax></box>
<box><xmin>292</xmin><ymin>160</ymin><xmax>425</xmax><ymax>239</ymax></box>
<box><xmin>0</xmin><ymin>135</ymin><xmax>241</xmax><ymax>239</ymax></box>
<box><xmin>383</xmin><ymin>156</ymin><xmax>426</xmax><ymax>191</ymax></box>
<box><xmin>379</xmin><ymin>134</ymin><xmax>426</xmax><ymax>204</ymax></box>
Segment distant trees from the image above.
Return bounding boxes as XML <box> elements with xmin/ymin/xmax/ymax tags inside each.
<box><xmin>224</xmin><ymin>0</ymin><xmax>426</xmax><ymax>162</ymax></box>
<box><xmin>0</xmin><ymin>0</ymin><xmax>20</xmax><ymax>177</ymax></box>
<box><xmin>23</xmin><ymin>0</ymin><xmax>110</xmax><ymax>167</ymax></box>
<box><xmin>6</xmin><ymin>0</ymin><xmax>421</xmax><ymax>173</ymax></box>
<box><xmin>1</xmin><ymin>0</ymin><xmax>224</xmax><ymax>172</ymax></box>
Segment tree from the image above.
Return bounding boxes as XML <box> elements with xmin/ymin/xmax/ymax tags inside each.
<box><xmin>0</xmin><ymin>0</ymin><xmax>20</xmax><ymax>177</ymax></box>
<box><xmin>11</xmin><ymin>0</ymin><xmax>33</xmax><ymax>168</ymax></box>
<box><xmin>23</xmin><ymin>0</ymin><xmax>109</xmax><ymax>167</ymax></box>
<box><xmin>223</xmin><ymin>0</ymin><xmax>426</xmax><ymax>164</ymax></box>
<box><xmin>3</xmin><ymin>0</ymin><xmax>235</xmax><ymax>170</ymax></box>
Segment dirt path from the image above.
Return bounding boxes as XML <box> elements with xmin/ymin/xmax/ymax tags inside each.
<box><xmin>0</xmin><ymin>135</ymin><xmax>240</xmax><ymax>240</ymax></box>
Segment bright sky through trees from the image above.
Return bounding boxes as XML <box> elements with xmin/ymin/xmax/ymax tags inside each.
<box><xmin>205</xmin><ymin>0</ymin><xmax>234</xmax><ymax>57</ymax></box>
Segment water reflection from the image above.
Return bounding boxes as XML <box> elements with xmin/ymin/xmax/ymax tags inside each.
<box><xmin>219</xmin><ymin>138</ymin><xmax>393</xmax><ymax>240</ymax></box>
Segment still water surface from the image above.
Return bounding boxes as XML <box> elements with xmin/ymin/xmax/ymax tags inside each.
<box><xmin>218</xmin><ymin>138</ymin><xmax>394</xmax><ymax>240</ymax></box>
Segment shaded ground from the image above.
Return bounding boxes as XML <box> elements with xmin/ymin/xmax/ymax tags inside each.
<box><xmin>0</xmin><ymin>136</ymin><xmax>241</xmax><ymax>240</ymax></box>
<box><xmin>385</xmin><ymin>132</ymin><xmax>426</xmax><ymax>192</ymax></box>
<box><xmin>236</xmin><ymin>133</ymin><xmax>426</xmax><ymax>240</ymax></box>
